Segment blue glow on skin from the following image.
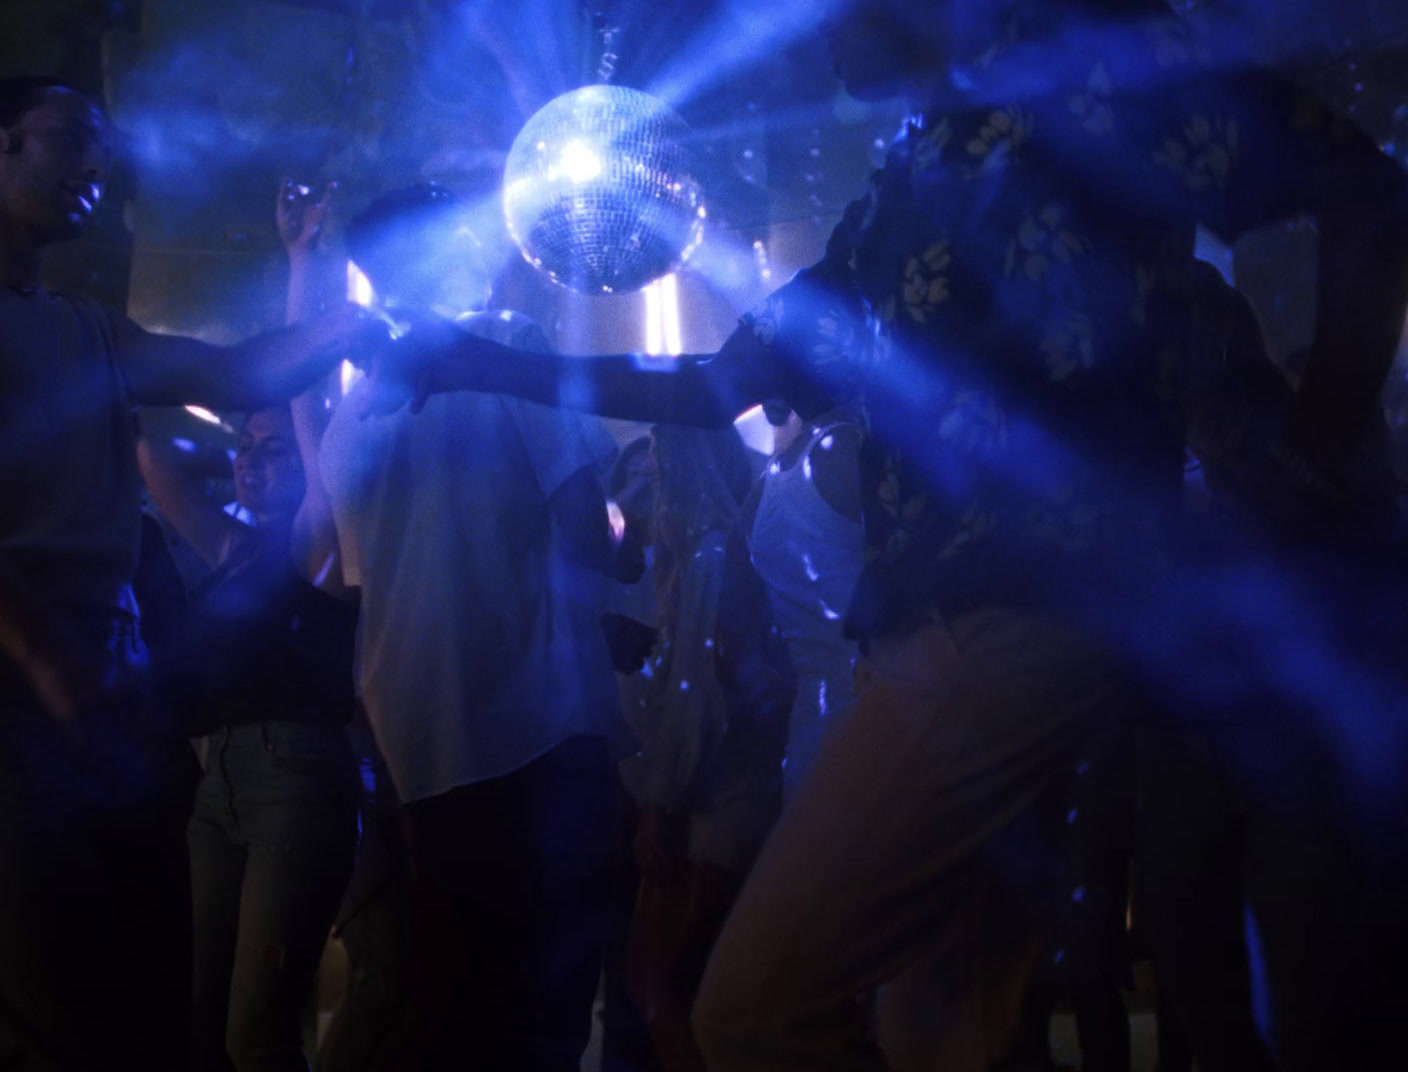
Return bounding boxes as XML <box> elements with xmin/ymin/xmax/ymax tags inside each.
<box><xmin>630</xmin><ymin>353</ymin><xmax>680</xmax><ymax>372</ymax></box>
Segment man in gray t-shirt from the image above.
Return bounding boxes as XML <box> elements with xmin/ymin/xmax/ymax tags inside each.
<box><xmin>0</xmin><ymin>77</ymin><xmax>376</xmax><ymax>1071</ymax></box>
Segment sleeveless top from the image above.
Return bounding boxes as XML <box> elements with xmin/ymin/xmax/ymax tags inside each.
<box><xmin>159</xmin><ymin>530</ymin><xmax>357</xmax><ymax>736</ymax></box>
<box><xmin>750</xmin><ymin>421</ymin><xmax>865</xmax><ymax>682</ymax></box>
<box><xmin>749</xmin><ymin>421</ymin><xmax>865</xmax><ymax>794</ymax></box>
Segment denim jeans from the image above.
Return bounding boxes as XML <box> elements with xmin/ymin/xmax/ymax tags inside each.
<box><xmin>189</xmin><ymin>721</ymin><xmax>358</xmax><ymax>1072</ymax></box>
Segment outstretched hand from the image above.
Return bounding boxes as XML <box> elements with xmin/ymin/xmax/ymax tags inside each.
<box><xmin>355</xmin><ymin>314</ymin><xmax>463</xmax><ymax>420</ymax></box>
<box><xmin>277</xmin><ymin>177</ymin><xmax>336</xmax><ymax>256</ymax></box>
<box><xmin>303</xmin><ymin>301</ymin><xmax>392</xmax><ymax>360</ymax></box>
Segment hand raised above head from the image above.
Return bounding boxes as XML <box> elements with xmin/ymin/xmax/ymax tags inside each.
<box><xmin>277</xmin><ymin>177</ymin><xmax>336</xmax><ymax>256</ymax></box>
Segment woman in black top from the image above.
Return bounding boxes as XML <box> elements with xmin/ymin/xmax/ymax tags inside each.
<box><xmin>138</xmin><ymin>182</ymin><xmax>358</xmax><ymax>1072</ymax></box>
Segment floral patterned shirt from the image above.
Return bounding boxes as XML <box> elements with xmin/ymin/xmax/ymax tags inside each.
<box><xmin>721</xmin><ymin>8</ymin><xmax>1401</xmax><ymax>639</ymax></box>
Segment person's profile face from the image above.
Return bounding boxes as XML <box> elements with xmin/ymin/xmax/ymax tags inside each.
<box><xmin>232</xmin><ymin>409</ymin><xmax>306</xmax><ymax>521</ymax></box>
<box><xmin>1</xmin><ymin>88</ymin><xmax>112</xmax><ymax>241</ymax></box>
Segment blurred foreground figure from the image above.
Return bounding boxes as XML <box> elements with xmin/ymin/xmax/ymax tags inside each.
<box><xmin>365</xmin><ymin>2</ymin><xmax>1408</xmax><ymax>1068</ymax></box>
<box><xmin>0</xmin><ymin>78</ymin><xmax>374</xmax><ymax>1070</ymax></box>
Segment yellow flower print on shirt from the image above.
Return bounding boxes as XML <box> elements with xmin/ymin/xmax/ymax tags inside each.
<box><xmin>933</xmin><ymin>505</ymin><xmax>995</xmax><ymax>561</ymax></box>
<box><xmin>1041</xmin><ymin>311</ymin><xmax>1097</xmax><ymax>382</ymax></box>
<box><xmin>937</xmin><ymin>388</ymin><xmax>1006</xmax><ymax>454</ymax></box>
<box><xmin>965</xmin><ymin>108</ymin><xmax>1032</xmax><ymax>175</ymax></box>
<box><xmin>1069</xmin><ymin>62</ymin><xmax>1115</xmax><ymax>136</ymax></box>
<box><xmin>909</xmin><ymin>117</ymin><xmax>953</xmax><ymax>176</ymax></box>
<box><xmin>1005</xmin><ymin>202</ymin><xmax>1090</xmax><ymax>283</ymax></box>
<box><xmin>902</xmin><ymin>239</ymin><xmax>952</xmax><ymax>323</ymax></box>
<box><xmin>748</xmin><ymin>299</ymin><xmax>780</xmax><ymax>344</ymax></box>
<box><xmin>812</xmin><ymin>313</ymin><xmax>863</xmax><ymax>369</ymax></box>
<box><xmin>1154</xmin><ymin>114</ymin><xmax>1239</xmax><ymax>192</ymax></box>
<box><xmin>1145</xmin><ymin>18</ymin><xmax>1212</xmax><ymax>70</ymax></box>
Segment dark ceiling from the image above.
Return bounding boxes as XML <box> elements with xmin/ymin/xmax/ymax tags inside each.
<box><xmin>3</xmin><ymin>0</ymin><xmax>1406</xmax><ymax>340</ymax></box>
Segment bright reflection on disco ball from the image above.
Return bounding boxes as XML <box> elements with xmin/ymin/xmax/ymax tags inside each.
<box><xmin>504</xmin><ymin>85</ymin><xmax>706</xmax><ymax>295</ymax></box>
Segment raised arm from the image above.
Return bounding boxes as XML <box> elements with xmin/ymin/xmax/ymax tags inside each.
<box><xmin>136</xmin><ymin>426</ymin><xmax>243</xmax><ymax>569</ymax></box>
<box><xmin>277</xmin><ymin>178</ymin><xmax>352</xmax><ymax>596</ymax></box>
<box><xmin>278</xmin><ymin>177</ymin><xmax>335</xmax><ymax>327</ymax></box>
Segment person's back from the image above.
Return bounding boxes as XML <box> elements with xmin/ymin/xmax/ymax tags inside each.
<box><xmin>322</xmin><ymin>312</ymin><xmax>621</xmax><ymax>799</ymax></box>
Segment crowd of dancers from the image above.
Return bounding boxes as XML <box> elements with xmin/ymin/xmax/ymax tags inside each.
<box><xmin>3</xmin><ymin>2</ymin><xmax>1408</xmax><ymax>1071</ymax></box>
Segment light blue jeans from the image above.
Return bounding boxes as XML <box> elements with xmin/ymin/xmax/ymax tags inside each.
<box><xmin>188</xmin><ymin>721</ymin><xmax>358</xmax><ymax>1072</ymax></box>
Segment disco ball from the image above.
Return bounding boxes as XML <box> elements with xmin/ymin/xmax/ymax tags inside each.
<box><xmin>503</xmin><ymin>85</ymin><xmax>706</xmax><ymax>295</ymax></box>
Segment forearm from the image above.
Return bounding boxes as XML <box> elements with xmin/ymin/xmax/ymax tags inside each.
<box><xmin>425</xmin><ymin>333</ymin><xmax>762</xmax><ymax>427</ymax></box>
<box><xmin>121</xmin><ymin>308</ymin><xmax>370</xmax><ymax>411</ymax></box>
<box><xmin>135</xmin><ymin>432</ymin><xmax>234</xmax><ymax>568</ymax></box>
<box><xmin>215</xmin><ymin>320</ymin><xmax>350</xmax><ymax>410</ymax></box>
<box><xmin>285</xmin><ymin>252</ymin><xmax>315</xmax><ymax>327</ymax></box>
<box><xmin>288</xmin><ymin>381</ymin><xmax>347</xmax><ymax>592</ymax></box>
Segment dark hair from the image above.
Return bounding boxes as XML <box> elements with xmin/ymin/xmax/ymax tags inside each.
<box><xmin>0</xmin><ymin>77</ymin><xmax>91</xmax><ymax>128</ymax></box>
<box><xmin>649</xmin><ymin>424</ymin><xmax>753</xmax><ymax>637</ymax></box>
<box><xmin>606</xmin><ymin>435</ymin><xmax>653</xmax><ymax>498</ymax></box>
<box><xmin>239</xmin><ymin>404</ymin><xmax>295</xmax><ymax>438</ymax></box>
